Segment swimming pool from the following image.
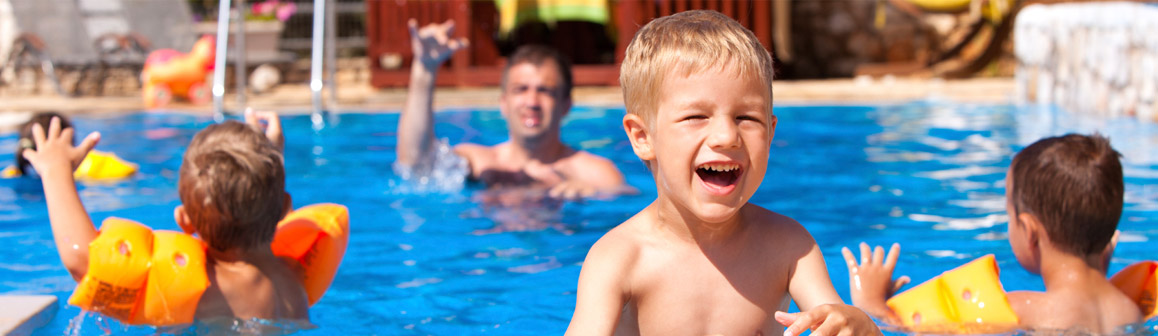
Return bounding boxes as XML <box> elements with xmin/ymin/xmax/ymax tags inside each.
<box><xmin>1</xmin><ymin>103</ymin><xmax>1155</xmax><ymax>335</ymax></box>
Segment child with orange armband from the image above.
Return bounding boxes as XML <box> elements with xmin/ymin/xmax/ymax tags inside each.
<box><xmin>23</xmin><ymin>109</ymin><xmax>342</xmax><ymax>325</ymax></box>
<box><xmin>843</xmin><ymin>134</ymin><xmax>1143</xmax><ymax>334</ymax></box>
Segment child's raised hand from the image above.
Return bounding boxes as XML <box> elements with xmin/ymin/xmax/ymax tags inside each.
<box><xmin>21</xmin><ymin>117</ymin><xmax>100</xmax><ymax>177</ymax></box>
<box><xmin>841</xmin><ymin>242</ymin><xmax>909</xmax><ymax>319</ymax></box>
<box><xmin>244</xmin><ymin>108</ymin><xmax>284</xmax><ymax>152</ymax></box>
<box><xmin>775</xmin><ymin>304</ymin><xmax>882</xmax><ymax>336</ymax></box>
<box><xmin>408</xmin><ymin>18</ymin><xmax>469</xmax><ymax>70</ymax></box>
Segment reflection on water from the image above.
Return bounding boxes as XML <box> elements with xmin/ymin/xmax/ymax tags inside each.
<box><xmin>62</xmin><ymin>312</ymin><xmax>316</xmax><ymax>336</ymax></box>
<box><xmin>1</xmin><ymin>105</ymin><xmax>1155</xmax><ymax>335</ymax></box>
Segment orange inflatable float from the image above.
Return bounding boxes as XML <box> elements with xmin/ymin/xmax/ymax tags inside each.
<box><xmin>141</xmin><ymin>36</ymin><xmax>216</xmax><ymax>109</ymax></box>
<box><xmin>68</xmin><ymin>203</ymin><xmax>349</xmax><ymax>325</ymax></box>
<box><xmin>1110</xmin><ymin>261</ymin><xmax>1158</xmax><ymax>319</ymax></box>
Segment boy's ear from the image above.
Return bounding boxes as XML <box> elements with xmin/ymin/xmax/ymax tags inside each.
<box><xmin>282</xmin><ymin>192</ymin><xmax>293</xmax><ymax>219</ymax></box>
<box><xmin>768</xmin><ymin>114</ymin><xmax>778</xmax><ymax>141</ymax></box>
<box><xmin>174</xmin><ymin>205</ymin><xmax>195</xmax><ymax>235</ymax></box>
<box><xmin>623</xmin><ymin>113</ymin><xmax>654</xmax><ymax>161</ymax></box>
<box><xmin>1018</xmin><ymin>212</ymin><xmax>1044</xmax><ymax>250</ymax></box>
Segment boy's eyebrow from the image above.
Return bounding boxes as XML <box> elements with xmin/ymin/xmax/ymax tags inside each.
<box><xmin>673</xmin><ymin>96</ymin><xmax>768</xmax><ymax>112</ymax></box>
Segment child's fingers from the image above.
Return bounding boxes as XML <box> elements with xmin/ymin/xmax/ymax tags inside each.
<box><xmin>60</xmin><ymin>127</ymin><xmax>75</xmax><ymax>146</ymax></box>
<box><xmin>30</xmin><ymin>123</ymin><xmax>46</xmax><ymax>146</ymax></box>
<box><xmin>48</xmin><ymin>117</ymin><xmax>61</xmax><ymax>139</ymax></box>
<box><xmin>774</xmin><ymin>311</ymin><xmax>799</xmax><ymax>328</ymax></box>
<box><xmin>884</xmin><ymin>243</ymin><xmax>902</xmax><ymax>270</ymax></box>
<box><xmin>893</xmin><ymin>275</ymin><xmax>911</xmax><ymax>293</ymax></box>
<box><xmin>780</xmin><ymin>310</ymin><xmax>820</xmax><ymax>336</ymax></box>
<box><xmin>841</xmin><ymin>247</ymin><xmax>857</xmax><ymax>269</ymax></box>
<box><xmin>859</xmin><ymin>242</ymin><xmax>871</xmax><ymax>265</ymax></box>
<box><xmin>872</xmin><ymin>245</ymin><xmax>885</xmax><ymax>265</ymax></box>
<box><xmin>77</xmin><ymin>132</ymin><xmax>101</xmax><ymax>154</ymax></box>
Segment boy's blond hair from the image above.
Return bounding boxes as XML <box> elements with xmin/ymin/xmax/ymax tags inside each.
<box><xmin>620</xmin><ymin>10</ymin><xmax>775</xmax><ymax>126</ymax></box>
<box><xmin>178</xmin><ymin>121</ymin><xmax>285</xmax><ymax>252</ymax></box>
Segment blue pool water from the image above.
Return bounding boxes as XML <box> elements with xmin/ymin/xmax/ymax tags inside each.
<box><xmin>1</xmin><ymin>103</ymin><xmax>1156</xmax><ymax>335</ymax></box>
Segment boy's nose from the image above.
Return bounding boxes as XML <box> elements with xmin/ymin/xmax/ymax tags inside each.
<box><xmin>706</xmin><ymin>118</ymin><xmax>741</xmax><ymax>149</ymax></box>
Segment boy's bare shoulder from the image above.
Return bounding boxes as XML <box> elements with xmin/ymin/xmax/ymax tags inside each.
<box><xmin>587</xmin><ymin>211</ymin><xmax>651</xmax><ymax>262</ymax></box>
<box><xmin>741</xmin><ymin>204</ymin><xmax>813</xmax><ymax>244</ymax></box>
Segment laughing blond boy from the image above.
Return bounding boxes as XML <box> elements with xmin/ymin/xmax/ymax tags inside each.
<box><xmin>566</xmin><ymin>10</ymin><xmax>880</xmax><ymax>336</ymax></box>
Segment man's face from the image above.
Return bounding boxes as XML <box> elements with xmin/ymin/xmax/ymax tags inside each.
<box><xmin>648</xmin><ymin>65</ymin><xmax>774</xmax><ymax>224</ymax></box>
<box><xmin>499</xmin><ymin>62</ymin><xmax>570</xmax><ymax>142</ymax></box>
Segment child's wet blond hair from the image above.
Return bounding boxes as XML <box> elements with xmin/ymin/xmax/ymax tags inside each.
<box><xmin>620</xmin><ymin>10</ymin><xmax>775</xmax><ymax>127</ymax></box>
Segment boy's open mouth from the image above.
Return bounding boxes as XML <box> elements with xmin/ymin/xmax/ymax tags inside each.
<box><xmin>695</xmin><ymin>162</ymin><xmax>742</xmax><ymax>193</ymax></box>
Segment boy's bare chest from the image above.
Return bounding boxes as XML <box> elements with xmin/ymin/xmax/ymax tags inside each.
<box><xmin>622</xmin><ymin>243</ymin><xmax>791</xmax><ymax>334</ymax></box>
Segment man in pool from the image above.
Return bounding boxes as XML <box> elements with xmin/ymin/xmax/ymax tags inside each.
<box><xmin>397</xmin><ymin>19</ymin><xmax>626</xmax><ymax>199</ymax></box>
<box><xmin>845</xmin><ymin>134</ymin><xmax>1142</xmax><ymax>334</ymax></box>
<box><xmin>566</xmin><ymin>11</ymin><xmax>880</xmax><ymax>335</ymax></box>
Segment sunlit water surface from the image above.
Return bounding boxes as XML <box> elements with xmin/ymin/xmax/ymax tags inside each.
<box><xmin>0</xmin><ymin>103</ymin><xmax>1155</xmax><ymax>335</ymax></box>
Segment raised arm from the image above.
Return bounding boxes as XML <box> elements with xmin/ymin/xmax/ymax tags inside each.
<box><xmin>778</xmin><ymin>234</ymin><xmax>881</xmax><ymax>336</ymax></box>
<box><xmin>22</xmin><ymin>117</ymin><xmax>101</xmax><ymax>281</ymax></box>
<box><xmin>397</xmin><ymin>19</ymin><xmax>469</xmax><ymax>167</ymax></box>
<box><xmin>566</xmin><ymin>236</ymin><xmax>631</xmax><ymax>336</ymax></box>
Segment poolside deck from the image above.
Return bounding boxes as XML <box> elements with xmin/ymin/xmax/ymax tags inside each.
<box><xmin>0</xmin><ymin>77</ymin><xmax>1016</xmax><ymax>118</ymax></box>
<box><xmin>0</xmin><ymin>296</ymin><xmax>57</xmax><ymax>335</ymax></box>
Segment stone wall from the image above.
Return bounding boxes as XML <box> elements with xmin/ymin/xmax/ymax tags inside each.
<box><xmin>779</xmin><ymin>0</ymin><xmax>935</xmax><ymax>79</ymax></box>
<box><xmin>1015</xmin><ymin>2</ymin><xmax>1158</xmax><ymax>122</ymax></box>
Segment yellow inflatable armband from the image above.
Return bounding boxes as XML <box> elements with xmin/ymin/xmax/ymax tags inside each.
<box><xmin>75</xmin><ymin>150</ymin><xmax>137</xmax><ymax>180</ymax></box>
<box><xmin>1</xmin><ymin>165</ymin><xmax>20</xmax><ymax>178</ymax></box>
<box><xmin>886</xmin><ymin>255</ymin><xmax>1019</xmax><ymax>333</ymax></box>
<box><xmin>271</xmin><ymin>203</ymin><xmax>350</xmax><ymax>305</ymax></box>
<box><xmin>1110</xmin><ymin>261</ymin><xmax>1158</xmax><ymax>319</ymax></box>
<box><xmin>68</xmin><ymin>218</ymin><xmax>209</xmax><ymax>325</ymax></box>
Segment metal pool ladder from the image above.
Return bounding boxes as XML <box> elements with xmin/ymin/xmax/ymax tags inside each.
<box><xmin>211</xmin><ymin>0</ymin><xmax>336</xmax><ymax>128</ymax></box>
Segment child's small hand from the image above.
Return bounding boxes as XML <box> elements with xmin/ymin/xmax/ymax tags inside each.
<box><xmin>22</xmin><ymin>117</ymin><xmax>100</xmax><ymax>177</ymax></box>
<box><xmin>775</xmin><ymin>304</ymin><xmax>882</xmax><ymax>336</ymax></box>
<box><xmin>245</xmin><ymin>108</ymin><xmax>284</xmax><ymax>152</ymax></box>
<box><xmin>841</xmin><ymin>242</ymin><xmax>909</xmax><ymax>318</ymax></box>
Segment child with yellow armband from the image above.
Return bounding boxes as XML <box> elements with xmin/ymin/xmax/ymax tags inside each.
<box><xmin>23</xmin><ymin>110</ymin><xmax>339</xmax><ymax>325</ymax></box>
<box><xmin>4</xmin><ymin>111</ymin><xmax>137</xmax><ymax>180</ymax></box>
<box><xmin>843</xmin><ymin>134</ymin><xmax>1144</xmax><ymax>334</ymax></box>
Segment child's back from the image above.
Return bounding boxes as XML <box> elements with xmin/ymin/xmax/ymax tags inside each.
<box><xmin>845</xmin><ymin>134</ymin><xmax>1141</xmax><ymax>334</ymax></box>
<box><xmin>1002</xmin><ymin>134</ymin><xmax>1140</xmax><ymax>333</ymax></box>
<box><xmin>24</xmin><ymin>112</ymin><xmax>308</xmax><ymax>322</ymax></box>
<box><xmin>175</xmin><ymin>118</ymin><xmax>307</xmax><ymax>320</ymax></box>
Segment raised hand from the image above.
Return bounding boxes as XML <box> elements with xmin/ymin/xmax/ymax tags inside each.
<box><xmin>22</xmin><ymin>117</ymin><xmax>100</xmax><ymax>177</ymax></box>
<box><xmin>841</xmin><ymin>242</ymin><xmax>910</xmax><ymax>319</ymax></box>
<box><xmin>408</xmin><ymin>19</ymin><xmax>470</xmax><ymax>70</ymax></box>
<box><xmin>245</xmin><ymin>108</ymin><xmax>284</xmax><ymax>152</ymax></box>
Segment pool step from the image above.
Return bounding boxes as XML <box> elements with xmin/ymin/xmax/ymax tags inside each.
<box><xmin>0</xmin><ymin>296</ymin><xmax>57</xmax><ymax>335</ymax></box>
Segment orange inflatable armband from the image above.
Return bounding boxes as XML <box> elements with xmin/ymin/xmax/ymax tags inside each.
<box><xmin>68</xmin><ymin>218</ymin><xmax>209</xmax><ymax>325</ymax></box>
<box><xmin>272</xmin><ymin>203</ymin><xmax>350</xmax><ymax>305</ymax></box>
<box><xmin>68</xmin><ymin>203</ymin><xmax>347</xmax><ymax>325</ymax></box>
<box><xmin>1110</xmin><ymin>261</ymin><xmax>1158</xmax><ymax>319</ymax></box>
<box><xmin>886</xmin><ymin>255</ymin><xmax>1019</xmax><ymax>333</ymax></box>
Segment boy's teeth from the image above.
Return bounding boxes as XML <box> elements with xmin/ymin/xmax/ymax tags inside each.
<box><xmin>702</xmin><ymin>163</ymin><xmax>738</xmax><ymax>172</ymax></box>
